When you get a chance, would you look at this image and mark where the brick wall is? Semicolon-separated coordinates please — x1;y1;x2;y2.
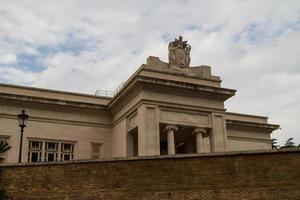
0;150;300;200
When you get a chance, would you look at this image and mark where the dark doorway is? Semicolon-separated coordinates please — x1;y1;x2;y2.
176;142;186;154
159;124;196;155
174;126;196;154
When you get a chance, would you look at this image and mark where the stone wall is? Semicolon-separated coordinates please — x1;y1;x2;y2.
0;150;300;200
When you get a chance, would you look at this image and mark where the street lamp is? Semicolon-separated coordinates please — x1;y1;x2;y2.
18;110;29;163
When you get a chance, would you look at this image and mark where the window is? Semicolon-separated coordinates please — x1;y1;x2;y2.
27;139;75;162
91;143;102;159
45;142;58;162
28;141;42;162
61;143;74;161
30;141;42;150
62;143;73;152
46;142;58;151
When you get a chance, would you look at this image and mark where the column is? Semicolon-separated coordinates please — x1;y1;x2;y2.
164;125;178;155
193;127;207;153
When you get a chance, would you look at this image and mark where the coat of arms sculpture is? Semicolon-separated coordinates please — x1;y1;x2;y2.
168;36;191;68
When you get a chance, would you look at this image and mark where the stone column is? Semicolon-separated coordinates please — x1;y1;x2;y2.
164;125;178;155
193;127;207;153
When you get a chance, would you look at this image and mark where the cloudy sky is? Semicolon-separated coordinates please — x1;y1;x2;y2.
1;0;300;145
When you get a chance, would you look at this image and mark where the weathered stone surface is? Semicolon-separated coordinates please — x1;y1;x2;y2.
1;150;300;200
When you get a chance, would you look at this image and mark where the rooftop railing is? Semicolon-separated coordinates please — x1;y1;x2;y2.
95;82;124;98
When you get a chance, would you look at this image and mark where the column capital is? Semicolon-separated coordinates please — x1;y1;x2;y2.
164;124;178;132
193;127;207;135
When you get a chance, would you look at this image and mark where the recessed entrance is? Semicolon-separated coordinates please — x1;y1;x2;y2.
160;124;196;155
174;126;196;154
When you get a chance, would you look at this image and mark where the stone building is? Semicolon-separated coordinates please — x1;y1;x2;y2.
0;37;279;163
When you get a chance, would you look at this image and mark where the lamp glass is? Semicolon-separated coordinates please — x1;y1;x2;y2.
18;110;29;127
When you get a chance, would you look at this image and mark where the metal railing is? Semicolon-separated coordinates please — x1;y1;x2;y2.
95;82;124;98
94;90;115;97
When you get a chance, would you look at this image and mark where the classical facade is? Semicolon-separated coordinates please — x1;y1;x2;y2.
0;37;279;164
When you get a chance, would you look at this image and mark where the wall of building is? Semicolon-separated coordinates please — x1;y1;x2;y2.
111;118;127;157
0;99;112;163
226;126;271;151
227;139;270;151
0;150;299;200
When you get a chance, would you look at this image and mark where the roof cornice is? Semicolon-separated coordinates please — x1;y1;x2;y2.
226;119;280;131
137;75;236;98
0;93;107;110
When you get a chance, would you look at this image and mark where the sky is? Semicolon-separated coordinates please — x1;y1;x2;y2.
0;0;300;146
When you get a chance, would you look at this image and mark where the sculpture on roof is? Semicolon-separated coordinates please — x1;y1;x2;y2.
168;35;191;68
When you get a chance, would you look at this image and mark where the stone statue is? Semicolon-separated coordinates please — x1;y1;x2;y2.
168;36;191;68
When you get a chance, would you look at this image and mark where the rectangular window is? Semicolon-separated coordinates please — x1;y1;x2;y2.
30;152;40;162
62;143;73;153
44;142;58;162
91;143;102;159
30;141;42;150
28;141;43;162
46;142;58;151
27;139;75;162
61;143;74;161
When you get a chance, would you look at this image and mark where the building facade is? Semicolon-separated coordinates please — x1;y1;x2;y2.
0;37;279;163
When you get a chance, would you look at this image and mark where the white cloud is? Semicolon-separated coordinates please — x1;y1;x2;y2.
0;0;300;145
0;66;37;84
0;53;17;64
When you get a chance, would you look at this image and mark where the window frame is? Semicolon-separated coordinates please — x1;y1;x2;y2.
91;142;103;159
28;140;43;162
27;138;76;163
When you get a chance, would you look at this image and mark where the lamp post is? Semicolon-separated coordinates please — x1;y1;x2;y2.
18;110;29;163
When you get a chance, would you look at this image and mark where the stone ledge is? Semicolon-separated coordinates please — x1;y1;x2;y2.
226;119;279;130
0;82;111;100
1;148;299;167
0;93;108;110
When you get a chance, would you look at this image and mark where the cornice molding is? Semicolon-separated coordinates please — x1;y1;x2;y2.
109;73;235;112
137;75;236;98
0;93;107;110
226;119;280;130
0;82;111;100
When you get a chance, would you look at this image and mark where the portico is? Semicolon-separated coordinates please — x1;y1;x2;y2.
162;125;210;155
124;104;216;157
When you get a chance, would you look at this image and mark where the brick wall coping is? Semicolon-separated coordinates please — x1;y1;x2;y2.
1;148;299;168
